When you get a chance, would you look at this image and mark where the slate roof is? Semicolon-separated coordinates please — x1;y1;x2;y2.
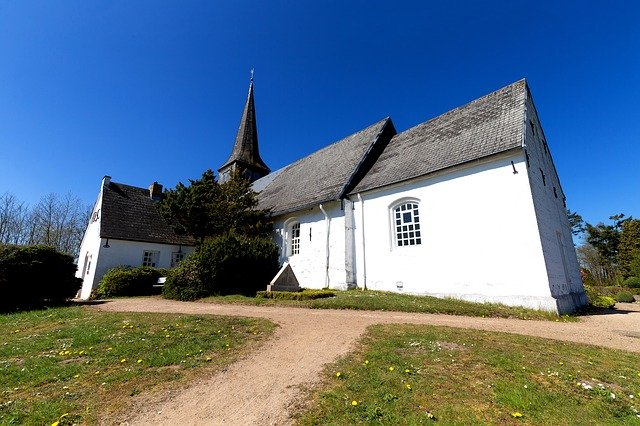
100;182;195;245
219;80;270;174
351;79;527;193
254;118;395;216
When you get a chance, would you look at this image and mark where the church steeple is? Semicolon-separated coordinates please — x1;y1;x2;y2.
218;73;270;183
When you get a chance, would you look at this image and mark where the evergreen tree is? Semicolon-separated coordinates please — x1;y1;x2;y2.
619;219;640;279
158;169;271;243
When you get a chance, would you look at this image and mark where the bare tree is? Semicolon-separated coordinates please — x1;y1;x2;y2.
0;193;29;245
577;243;617;286
0;192;90;257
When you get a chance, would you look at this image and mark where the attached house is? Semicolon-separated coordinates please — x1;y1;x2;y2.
76;179;195;299
77;76;587;313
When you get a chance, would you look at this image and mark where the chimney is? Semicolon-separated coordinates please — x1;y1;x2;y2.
149;182;163;200
102;175;111;187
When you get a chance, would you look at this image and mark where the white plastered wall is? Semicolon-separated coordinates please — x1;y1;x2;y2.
79;238;195;300
523;95;588;313
272;201;348;290
352;152;563;312
76;183;105;299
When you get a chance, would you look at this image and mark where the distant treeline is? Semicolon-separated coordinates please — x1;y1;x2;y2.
0;192;90;257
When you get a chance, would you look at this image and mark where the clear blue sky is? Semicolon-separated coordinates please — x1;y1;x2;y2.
1;1;638;226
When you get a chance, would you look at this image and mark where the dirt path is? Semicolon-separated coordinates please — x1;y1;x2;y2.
96;299;640;425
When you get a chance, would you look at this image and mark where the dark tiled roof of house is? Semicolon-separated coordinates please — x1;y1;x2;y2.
254;118;395;216
351;80;527;193
100;182;195;245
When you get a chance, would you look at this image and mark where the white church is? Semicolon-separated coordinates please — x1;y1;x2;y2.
76;78;588;314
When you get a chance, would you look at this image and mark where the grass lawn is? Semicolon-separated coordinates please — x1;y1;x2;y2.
200;289;576;321
295;324;640;425
0;306;275;425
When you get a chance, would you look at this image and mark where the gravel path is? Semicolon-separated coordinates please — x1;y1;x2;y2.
96;298;640;425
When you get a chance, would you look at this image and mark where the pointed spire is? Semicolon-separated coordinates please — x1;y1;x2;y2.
218;72;270;182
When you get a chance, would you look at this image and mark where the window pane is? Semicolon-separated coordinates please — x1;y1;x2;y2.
394;202;423;247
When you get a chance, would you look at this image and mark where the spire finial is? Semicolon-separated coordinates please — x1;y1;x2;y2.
250;68;254;82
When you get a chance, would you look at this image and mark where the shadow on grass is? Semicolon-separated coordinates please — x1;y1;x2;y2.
0;298;107;314
574;303;639;317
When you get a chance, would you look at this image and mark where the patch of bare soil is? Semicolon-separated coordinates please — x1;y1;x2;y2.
95;299;640;425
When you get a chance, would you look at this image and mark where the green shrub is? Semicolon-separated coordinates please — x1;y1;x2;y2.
162;258;210;301
95;266;164;298
256;289;336;300
163;234;279;301
0;245;80;310
622;276;640;289
591;295;616;309
614;291;635;303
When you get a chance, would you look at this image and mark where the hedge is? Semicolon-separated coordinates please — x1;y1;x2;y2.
0;245;80;310
614;291;635;303
95;266;167;298
256;289;336;301
622;276;640;289
163;234;279;301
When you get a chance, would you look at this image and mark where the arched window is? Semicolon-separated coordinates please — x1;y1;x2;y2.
287;221;301;256
392;201;421;247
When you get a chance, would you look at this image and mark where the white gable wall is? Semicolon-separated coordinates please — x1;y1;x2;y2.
523;96;588;312
273;201;349;290
76;184;105;299
352;152;562;311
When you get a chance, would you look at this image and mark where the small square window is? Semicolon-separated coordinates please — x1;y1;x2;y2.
171;252;185;268
142;250;160;267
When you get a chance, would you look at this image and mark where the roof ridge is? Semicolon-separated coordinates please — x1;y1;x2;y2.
277;117;391;174
398;79;526;137
338;117;396;199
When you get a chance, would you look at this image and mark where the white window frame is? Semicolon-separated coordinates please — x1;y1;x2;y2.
283;218;301;257
289;222;301;255
171;251;185;268
142;250;160;267
390;199;422;248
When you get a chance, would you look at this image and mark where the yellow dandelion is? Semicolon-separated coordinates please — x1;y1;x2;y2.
94;370;100;375
351;400;358;406
404;369;411;373
137;359;142;363
558;362;564;365
205;357;212;362
511;412;523;418
364;360;369;365
51;422;59;426
107;347;113;351
406;384;412;390
120;358;126;363
336;372;342;378
73;374;80;378
388;367;394;372
165;335;170;338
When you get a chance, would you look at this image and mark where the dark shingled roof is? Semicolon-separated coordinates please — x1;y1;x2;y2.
351;80;527;193
100;182;195;245
219;80;270;175
255;118;395;216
